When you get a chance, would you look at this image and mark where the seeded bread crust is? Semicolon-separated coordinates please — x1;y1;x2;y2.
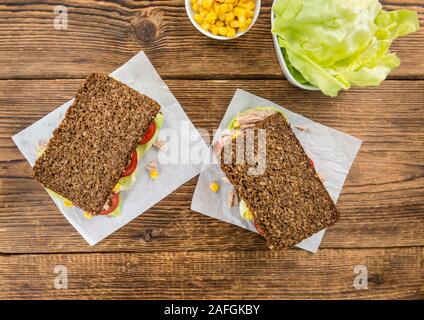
220;113;339;249
33;73;160;214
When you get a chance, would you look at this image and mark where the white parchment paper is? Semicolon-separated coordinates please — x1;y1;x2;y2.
191;89;362;253
12;51;207;246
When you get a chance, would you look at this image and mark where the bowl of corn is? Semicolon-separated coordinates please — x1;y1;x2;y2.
185;0;261;40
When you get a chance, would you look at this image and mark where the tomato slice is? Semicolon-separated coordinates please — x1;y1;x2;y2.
140;121;156;145
121;151;137;177
99;193;120;215
309;158;314;168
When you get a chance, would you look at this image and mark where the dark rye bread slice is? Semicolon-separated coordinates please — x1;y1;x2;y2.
220;113;339;249
33;73;160;214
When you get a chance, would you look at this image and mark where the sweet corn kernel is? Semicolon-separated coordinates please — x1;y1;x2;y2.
191;0;256;38
205;11;217;23
211;25;219;35
233;120;240;128
233;7;245;17
230;20;239;28
238;14;247;28
225;11;235;22
215;20;224;27
201;22;211;31
218;26;228;36
194;13;203;24
243;209;254;221
64;199;73;207
227;27;236;37
83;212;94;220
202;0;213;10
112;184;120;193
200;10;208;18
220;3;229;14
149;169;159;180
209;182;220;193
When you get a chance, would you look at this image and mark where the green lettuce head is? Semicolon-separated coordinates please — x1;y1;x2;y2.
272;0;419;96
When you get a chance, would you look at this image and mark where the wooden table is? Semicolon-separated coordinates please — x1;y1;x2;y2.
0;0;423;300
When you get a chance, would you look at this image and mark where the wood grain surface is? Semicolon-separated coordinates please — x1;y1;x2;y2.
0;0;423;79
0;0;423;299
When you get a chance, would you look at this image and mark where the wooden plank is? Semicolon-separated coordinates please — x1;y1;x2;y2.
0;0;422;80
0;247;422;299
0;79;423;253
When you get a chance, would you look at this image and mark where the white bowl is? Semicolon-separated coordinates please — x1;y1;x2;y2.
270;3;319;91
185;0;261;40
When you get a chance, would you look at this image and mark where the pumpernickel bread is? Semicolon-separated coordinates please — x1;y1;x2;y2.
220;112;339;249
33;73;160;214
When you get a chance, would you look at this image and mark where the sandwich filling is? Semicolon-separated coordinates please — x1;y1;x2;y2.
37;112;164;218
219;107;338;248
226;107;285;231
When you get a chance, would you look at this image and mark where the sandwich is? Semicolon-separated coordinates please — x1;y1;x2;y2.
218;107;339;249
33;73;164;218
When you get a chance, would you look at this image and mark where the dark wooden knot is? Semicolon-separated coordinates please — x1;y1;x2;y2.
133;17;158;44
141;228;160;242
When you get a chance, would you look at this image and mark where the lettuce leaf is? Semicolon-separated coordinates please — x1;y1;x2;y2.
272;0;419;96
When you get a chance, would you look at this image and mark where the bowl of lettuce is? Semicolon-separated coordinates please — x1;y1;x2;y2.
271;0;419;97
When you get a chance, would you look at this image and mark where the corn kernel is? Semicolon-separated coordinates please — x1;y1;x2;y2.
238;14;247;28
194;13;203;24
83;212;94;220
202;0;213;10
209;182;220;193
247;1;255;10
233;7;245;17
211;25;219;35
205;11;217;23
230;20;239;28
64;199;73;207
201;22;211;31
215;20;224;27
218;26;228;36
149;169;159;180
225;11;235;22
227;27;236;37
220;3;229;14
243;209;254;221
191;0;256;38
113;184;120;193
233;120;240;128
200;10;208;18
